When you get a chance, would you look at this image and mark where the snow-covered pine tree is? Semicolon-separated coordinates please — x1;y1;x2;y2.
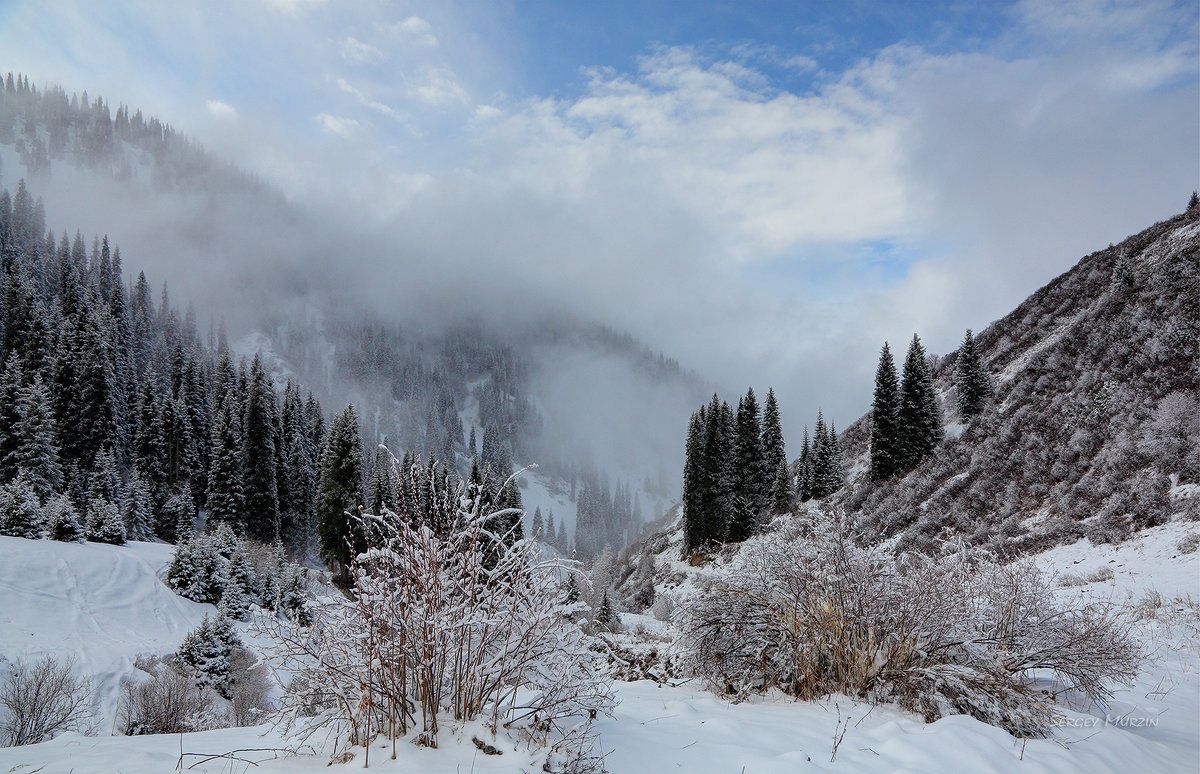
86;496;126;544
681;405;706;555
44;494;84;542
772;457;792;513
206;395;245;534
823;422;844;496
955;328;993;420
797;425;812;501
728;387;766;542
315;404;364;582
870;342;902;482
121;468;155;541
241;354;279;544
760;387;785;490
167;533;225;603
531;506;544;539
898;334;942;470
9;375;63;500
222;543;257;620
0;358;27;481
177;611;240;695
596;591;615;630
0;472;42;538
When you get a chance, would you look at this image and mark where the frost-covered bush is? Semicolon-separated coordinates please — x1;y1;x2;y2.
0;655;94;746
261;460;614;769
681;512;1140;737
117;658;218;735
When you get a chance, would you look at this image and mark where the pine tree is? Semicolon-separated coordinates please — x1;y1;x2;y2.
823;422;843;496
898;334;942;469
728;387;766;542
9;376;62;500
870;342;902;482
316;404;364;581
0;473;42;539
955;328;992;420
122;468;155;541
596;591;615;629
531;506;544;539
772;458;792;513
45;494;83;542
681;406;706;554
760;387;785;488
86;497;126;544
0;358;26;481
809;411;830;499
241;354;279;543
222;543;256;621
206;395;245;533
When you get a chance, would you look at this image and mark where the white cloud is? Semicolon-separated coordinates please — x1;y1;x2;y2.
341;36;385;64
315;112;359;139
205;99;238;120
377;16;438;47
410;66;467;105
259;0;329;16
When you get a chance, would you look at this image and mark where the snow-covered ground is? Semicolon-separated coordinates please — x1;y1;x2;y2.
1;520;1197;772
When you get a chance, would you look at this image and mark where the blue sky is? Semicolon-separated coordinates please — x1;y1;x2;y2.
0;0;1196;430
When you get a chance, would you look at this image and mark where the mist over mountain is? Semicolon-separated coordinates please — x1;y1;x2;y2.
0;74;712;544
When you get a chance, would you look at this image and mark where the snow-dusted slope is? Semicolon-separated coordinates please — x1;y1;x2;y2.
0;536;212;732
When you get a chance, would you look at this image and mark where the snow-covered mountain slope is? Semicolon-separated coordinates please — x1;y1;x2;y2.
0;536;213;732
836;209;1200;554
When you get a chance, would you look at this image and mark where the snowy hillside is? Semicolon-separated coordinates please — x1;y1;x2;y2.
0;537;213;732
836;210;1200;554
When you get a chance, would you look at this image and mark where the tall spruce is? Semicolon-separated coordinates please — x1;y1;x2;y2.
241;354;279;543
728;388;765;542
760;388;785;487
898;334;942;470
206;395;245;534
955;328;992;419
869;342;902;482
316;404;364;581
681;407;706;554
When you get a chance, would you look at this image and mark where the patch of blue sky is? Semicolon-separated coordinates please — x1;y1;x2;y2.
743;237;932;302
496;0;1014;99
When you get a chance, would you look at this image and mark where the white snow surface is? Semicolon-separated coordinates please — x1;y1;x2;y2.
1;521;1198;772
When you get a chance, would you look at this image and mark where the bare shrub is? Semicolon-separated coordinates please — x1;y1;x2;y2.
260;458;615;766
117;658;217;735
227;647;273;727
0;655;95;747
680;511;1140;737
1176;533;1200;554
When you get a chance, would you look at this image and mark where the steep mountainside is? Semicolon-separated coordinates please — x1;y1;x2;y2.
837;208;1200;554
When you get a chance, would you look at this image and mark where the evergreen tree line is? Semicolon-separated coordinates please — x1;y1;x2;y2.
573;471;641;558
793;409;845;502
681;387;789;555
529;505;573;554
0;178;326;551
869;331;991;482
314;406;533;582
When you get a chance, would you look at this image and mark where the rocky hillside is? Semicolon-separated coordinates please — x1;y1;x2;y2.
837;206;1199;555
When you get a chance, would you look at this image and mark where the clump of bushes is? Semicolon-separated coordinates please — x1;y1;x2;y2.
681;511;1140;737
